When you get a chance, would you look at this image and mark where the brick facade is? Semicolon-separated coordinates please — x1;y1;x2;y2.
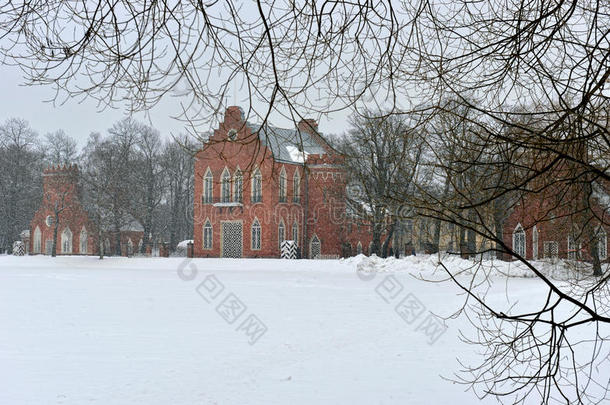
193;106;380;258
30;165;143;256
503;185;610;262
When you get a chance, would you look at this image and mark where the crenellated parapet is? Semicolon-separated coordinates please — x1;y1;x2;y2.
306;153;344;166
43;164;79;175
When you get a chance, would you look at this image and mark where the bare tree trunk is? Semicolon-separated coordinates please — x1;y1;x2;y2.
381;221;396;258
114;221;121;256
582;178;603;276
433;218;441;253
587;229;602;277
393;220;401;258
371;222;383;256
493;202;505;261
97;215;104;260
459;223;466;259
51;218;58;257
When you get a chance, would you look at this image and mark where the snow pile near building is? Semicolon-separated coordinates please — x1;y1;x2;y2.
342;253;600;281
173;239;194;256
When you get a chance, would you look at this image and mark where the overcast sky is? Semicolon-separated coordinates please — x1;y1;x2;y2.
0;64;350;146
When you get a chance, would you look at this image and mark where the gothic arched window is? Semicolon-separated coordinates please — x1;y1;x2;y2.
203;168;213;204
251;218;261;250
292;220;298;246
279;167;287;202
203;219;213;249
61;227;73;254
512;224;525;257
293;170;301;203
233;169;243;203
278;219;285;250
252;168;262;203
221;167;231;203
79;226;88;254
33;226;42;254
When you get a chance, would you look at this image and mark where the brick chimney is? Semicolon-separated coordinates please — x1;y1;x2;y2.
225;106;245;123
298;118;318;134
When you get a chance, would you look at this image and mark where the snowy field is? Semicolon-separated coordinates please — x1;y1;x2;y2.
0;254;604;404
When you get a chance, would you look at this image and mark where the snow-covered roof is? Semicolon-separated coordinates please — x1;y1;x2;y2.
101;216;144;233
120;219;144;232
176;240;194;249
248;123;327;164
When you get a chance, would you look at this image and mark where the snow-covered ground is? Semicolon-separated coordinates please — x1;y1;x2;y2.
0;254;605;404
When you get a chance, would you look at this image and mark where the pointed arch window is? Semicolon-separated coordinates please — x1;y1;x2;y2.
252;168;262;203
567;235;581;260
127;238;134;255
203;219;213;249
203;168;213;204
233;169;243;203
512;224;525;257
532;225;538;260
33;226;42;254
597;227;607;261
79;226;88;254
221;168;231;203
293;170;301;203
279;167;287;202
61;227;73;254
292;220;299;246
278;219;285;250
357;241;363;255
104;238;111;255
251;219;262;250
310;234;321;259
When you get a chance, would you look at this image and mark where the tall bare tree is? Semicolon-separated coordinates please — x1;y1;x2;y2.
0;118;42;252
338;113;423;257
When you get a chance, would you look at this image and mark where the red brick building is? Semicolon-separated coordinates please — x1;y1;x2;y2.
503;182;609;262
193;106;378;258
30;164;143;256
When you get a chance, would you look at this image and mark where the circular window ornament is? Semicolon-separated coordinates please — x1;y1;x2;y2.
45;215;54;227
227;129;238;141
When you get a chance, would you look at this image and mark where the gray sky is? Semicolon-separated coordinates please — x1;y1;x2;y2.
0;64;350;146
0;64;189;144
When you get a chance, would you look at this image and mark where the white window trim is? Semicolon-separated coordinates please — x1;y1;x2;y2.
33;226;42;254
251;168;262;203
80;226;88;254
512;224;526;257
233;167;243;203
61;227;73;254
203;167;213;204
532;225;538;260
292;220;299;246
279;166;287;202
293;170;301;202
220;167;231;203
251;218;262;250
278;219;286;250
598;227;607;261
203;219;213;250
567;235;581;261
